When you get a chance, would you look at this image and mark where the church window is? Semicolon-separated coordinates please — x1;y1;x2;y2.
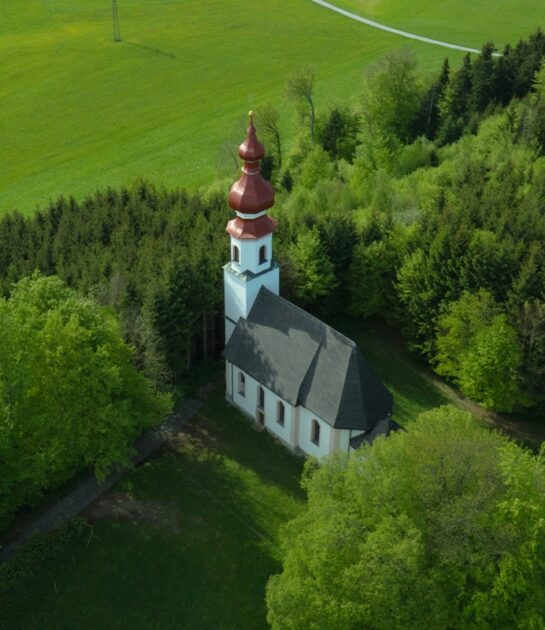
277;401;285;426
259;245;267;264
258;386;265;410
232;245;240;263
238;371;246;397
311;419;320;446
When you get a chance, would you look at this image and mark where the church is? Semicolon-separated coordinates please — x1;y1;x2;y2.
223;114;394;458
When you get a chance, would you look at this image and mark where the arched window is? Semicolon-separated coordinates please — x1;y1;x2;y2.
232;245;240;263
277;401;285;426
259;245;267;264
257;386;265;426
311;419;320;446
238;371;245;396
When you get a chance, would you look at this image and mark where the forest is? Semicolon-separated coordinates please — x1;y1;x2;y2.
1;29;545;530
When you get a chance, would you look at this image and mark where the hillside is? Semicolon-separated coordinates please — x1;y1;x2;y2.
0;0;517;215
334;0;545;49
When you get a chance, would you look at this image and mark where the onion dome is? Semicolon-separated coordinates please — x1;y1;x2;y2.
226;214;277;240
228;112;275;215
239;114;265;162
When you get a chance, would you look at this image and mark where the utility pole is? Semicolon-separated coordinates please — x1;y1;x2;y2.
112;0;121;42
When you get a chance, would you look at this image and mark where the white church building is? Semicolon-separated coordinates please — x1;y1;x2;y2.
223;114;394;458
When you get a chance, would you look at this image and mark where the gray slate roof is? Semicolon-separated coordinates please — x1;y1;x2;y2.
223;288;393;431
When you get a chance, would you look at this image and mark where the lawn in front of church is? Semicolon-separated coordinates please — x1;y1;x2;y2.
0;316;472;629
0;391;305;629
2;314;540;628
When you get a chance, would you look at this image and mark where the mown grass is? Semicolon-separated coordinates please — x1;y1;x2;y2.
0;391;305;629
334;0;545;50
0;317;452;628
2;315;541;627
0;0;466;216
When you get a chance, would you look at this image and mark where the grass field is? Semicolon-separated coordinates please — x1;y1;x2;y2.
0;319;455;629
2;315;542;628
3;0;543;215
3;0;528;216
3;1;544;215
334;0;545;50
0;392;305;629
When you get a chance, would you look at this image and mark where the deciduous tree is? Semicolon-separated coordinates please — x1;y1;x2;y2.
267;407;545;629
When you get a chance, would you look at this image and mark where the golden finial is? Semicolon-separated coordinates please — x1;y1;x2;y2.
248;110;255;120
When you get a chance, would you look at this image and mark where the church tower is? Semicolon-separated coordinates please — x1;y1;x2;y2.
224;112;280;343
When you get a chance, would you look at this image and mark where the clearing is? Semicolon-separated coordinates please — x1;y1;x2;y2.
1;391;305;629
2;316;543;628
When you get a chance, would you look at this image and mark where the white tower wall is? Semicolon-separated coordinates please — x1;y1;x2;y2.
229;233;273;276
224;261;279;343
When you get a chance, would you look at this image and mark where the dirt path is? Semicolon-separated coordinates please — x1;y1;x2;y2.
433;378;545;448
0;398;202;563
311;0;501;55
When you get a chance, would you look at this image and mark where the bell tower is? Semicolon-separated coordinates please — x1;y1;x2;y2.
224;112;280;343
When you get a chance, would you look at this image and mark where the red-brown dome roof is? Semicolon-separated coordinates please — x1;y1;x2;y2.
239;113;265;161
228;169;274;214
228;112;275;215
226;214;277;240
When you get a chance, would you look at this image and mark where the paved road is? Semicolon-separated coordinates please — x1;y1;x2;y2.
0;398;203;563
311;0;501;55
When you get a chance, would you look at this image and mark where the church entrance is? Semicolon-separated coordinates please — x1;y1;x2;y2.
256;409;265;427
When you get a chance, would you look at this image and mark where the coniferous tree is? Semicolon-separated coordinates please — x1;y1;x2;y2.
470;42;497;114
414;58;450;139
437;54;473;144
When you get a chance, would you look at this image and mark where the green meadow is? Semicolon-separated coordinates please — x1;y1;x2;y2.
4;0;545;213
2;0;544;215
0;0;463;216
1;392;305;629
334;0;545;50
1;321;540;628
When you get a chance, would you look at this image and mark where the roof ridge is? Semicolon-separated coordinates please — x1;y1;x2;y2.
257;287;357;348
296;343;321;408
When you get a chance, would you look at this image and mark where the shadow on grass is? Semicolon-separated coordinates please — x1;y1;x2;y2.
190;390;306;498
0;392;305;630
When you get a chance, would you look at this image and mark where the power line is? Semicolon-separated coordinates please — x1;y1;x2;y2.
112;0;121;43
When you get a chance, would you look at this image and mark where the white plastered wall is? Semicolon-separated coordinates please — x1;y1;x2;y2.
298;407;333;459
227;362;296;450
230;234;273;275
223;264;280;342
227;363;357;458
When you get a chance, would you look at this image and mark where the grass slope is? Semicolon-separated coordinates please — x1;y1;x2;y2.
1;392;305;629
1;0;465;215
334;316;454;426
2;317;542;627
0;319;457;628
336;317;545;446
333;0;545;50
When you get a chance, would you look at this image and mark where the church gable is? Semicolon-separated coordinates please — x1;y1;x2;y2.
224;287;393;431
